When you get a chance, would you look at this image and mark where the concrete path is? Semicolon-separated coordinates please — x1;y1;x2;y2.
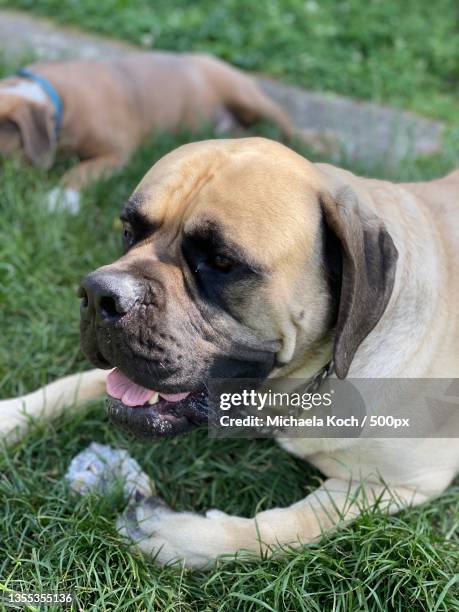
0;9;444;165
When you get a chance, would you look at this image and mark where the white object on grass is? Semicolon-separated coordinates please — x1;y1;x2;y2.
65;442;155;501
46;187;81;214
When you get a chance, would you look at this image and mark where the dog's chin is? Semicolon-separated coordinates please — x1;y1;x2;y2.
106;391;209;439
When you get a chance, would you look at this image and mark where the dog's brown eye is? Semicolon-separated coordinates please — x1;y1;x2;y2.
211;254;236;273
122;224;134;248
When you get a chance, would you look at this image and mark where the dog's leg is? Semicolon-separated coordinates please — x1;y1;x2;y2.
225;85;339;156
118;478;430;568
46;154;129;213
0;369;109;445
190;54;339;155
61;154;129;191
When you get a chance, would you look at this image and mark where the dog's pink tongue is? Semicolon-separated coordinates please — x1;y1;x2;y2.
106;368;155;407
106;368;191;407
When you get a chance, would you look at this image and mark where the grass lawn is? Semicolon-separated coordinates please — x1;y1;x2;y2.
0;1;458;610
1;0;458;123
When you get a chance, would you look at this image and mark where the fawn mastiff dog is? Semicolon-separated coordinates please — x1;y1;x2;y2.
1;138;458;567
0;53;329;212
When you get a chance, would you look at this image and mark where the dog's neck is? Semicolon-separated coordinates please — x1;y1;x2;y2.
0;78;49;106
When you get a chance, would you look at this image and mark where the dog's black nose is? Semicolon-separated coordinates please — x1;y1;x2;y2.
79;269;142;323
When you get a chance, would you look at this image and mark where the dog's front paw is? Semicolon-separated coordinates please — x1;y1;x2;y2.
46;187;81;214
117;497;257;568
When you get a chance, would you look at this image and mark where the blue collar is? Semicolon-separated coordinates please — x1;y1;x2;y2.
17;68;63;137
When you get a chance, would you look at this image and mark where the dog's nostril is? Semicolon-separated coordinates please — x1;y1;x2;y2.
80;271;141;323
100;295;123;320
77;287;89;308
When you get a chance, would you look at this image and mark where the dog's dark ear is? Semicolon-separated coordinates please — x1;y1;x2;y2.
321;187;398;378
9;102;56;168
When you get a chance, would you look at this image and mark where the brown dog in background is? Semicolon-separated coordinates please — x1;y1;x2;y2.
0;52;329;212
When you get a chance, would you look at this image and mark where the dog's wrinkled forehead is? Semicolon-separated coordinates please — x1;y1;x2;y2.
130;138;323;265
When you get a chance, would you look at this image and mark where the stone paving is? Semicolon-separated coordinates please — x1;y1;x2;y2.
0;9;444;165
